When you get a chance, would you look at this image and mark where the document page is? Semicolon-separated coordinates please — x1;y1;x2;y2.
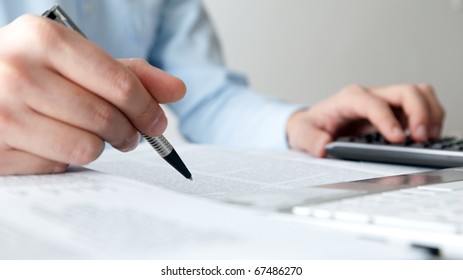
0;167;424;259
88;143;429;209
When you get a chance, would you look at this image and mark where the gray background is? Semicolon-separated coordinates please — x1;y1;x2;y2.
201;0;463;136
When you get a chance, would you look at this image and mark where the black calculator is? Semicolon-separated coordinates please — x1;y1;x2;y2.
325;132;463;168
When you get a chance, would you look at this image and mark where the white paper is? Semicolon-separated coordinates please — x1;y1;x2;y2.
88;143;429;207
0;167;426;259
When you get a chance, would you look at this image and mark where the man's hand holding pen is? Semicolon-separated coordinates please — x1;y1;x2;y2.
0;14;186;175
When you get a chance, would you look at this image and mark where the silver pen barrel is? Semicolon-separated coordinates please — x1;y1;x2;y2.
141;134;192;180
141;134;173;157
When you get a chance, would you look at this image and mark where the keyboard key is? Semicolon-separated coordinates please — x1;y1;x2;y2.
312;208;332;219
373;215;457;233
417;181;463;192
292;206;313;216
399;188;436;196
333;211;370;223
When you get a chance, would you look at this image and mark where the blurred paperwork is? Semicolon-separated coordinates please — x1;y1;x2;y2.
0;143;428;259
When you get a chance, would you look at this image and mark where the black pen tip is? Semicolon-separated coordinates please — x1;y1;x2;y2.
163;149;192;180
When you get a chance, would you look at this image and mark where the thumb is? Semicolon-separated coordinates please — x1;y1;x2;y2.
301;127;333;157
287;111;333;157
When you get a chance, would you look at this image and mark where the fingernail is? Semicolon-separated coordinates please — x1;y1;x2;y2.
315;135;331;157
415;125;428;139
149;111;166;135
431;125;441;139
121;133;140;152
316;140;326;157
128;133;140;151
392;127;405;138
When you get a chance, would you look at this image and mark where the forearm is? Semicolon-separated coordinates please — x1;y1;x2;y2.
174;83;304;149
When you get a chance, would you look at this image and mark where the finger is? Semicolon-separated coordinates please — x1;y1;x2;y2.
416;83;445;138
24;69;139;152
4;109;105;165
372;84;431;141
287;111;333;157
119;59;186;104
18;15;168;136
0;149;68;175
337;85;406;142
306;128;333;157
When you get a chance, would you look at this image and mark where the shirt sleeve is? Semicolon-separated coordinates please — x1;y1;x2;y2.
148;0;305;149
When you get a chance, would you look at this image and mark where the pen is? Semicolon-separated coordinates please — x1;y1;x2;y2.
43;4;192;180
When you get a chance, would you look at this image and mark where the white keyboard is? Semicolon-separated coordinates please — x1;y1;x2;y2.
292;181;463;234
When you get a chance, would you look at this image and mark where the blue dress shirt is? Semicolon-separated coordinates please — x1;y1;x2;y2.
0;0;302;149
